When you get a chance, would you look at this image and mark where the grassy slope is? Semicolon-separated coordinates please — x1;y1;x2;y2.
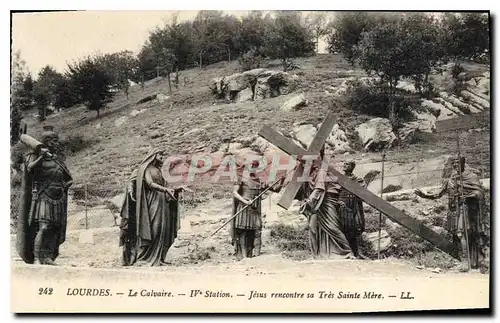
22;54;490;195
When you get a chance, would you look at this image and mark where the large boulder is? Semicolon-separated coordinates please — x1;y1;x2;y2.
280;94;308;111
355;118;396;151
291;124;317;148
325;123;352;154
413;111;437;133
236;88;254;103
363;230;392;252
211;68;292;103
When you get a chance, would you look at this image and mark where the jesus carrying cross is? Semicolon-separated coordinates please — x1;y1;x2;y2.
296;146;357;259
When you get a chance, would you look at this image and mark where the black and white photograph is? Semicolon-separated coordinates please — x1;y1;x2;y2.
8;8;491;313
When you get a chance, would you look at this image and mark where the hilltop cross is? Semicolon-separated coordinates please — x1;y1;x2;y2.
258;112;459;259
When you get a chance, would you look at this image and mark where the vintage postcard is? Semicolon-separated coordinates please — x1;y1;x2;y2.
9;9;491;313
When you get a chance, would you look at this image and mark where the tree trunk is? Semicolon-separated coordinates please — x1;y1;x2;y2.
316;36;319;54
199;52;203;69
388;81;395;128
97;108;100;118
167;71;172;93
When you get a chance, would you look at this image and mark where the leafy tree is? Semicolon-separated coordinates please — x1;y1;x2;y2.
305;12;331;53
192;11;242;67
237;11;272;56
263;11;315;71
440;12;489;62
10;51;32;143
33;66;63;120
355;14;443;127
326;12;379;64
67;55;116;117
96;51;138;99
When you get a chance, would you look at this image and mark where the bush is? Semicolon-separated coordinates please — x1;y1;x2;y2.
238;48;263;72
341;79;417;123
61;134;99;156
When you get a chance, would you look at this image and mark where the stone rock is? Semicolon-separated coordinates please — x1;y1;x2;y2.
280;94;308;111
228;142;243;155
130;109;148;117
156;94;169;103
382;184;403;194
421;99;456;121
114;116;128;128
236;88;254;103
363;230;391;252
292;124;317;148
398;122;420;143
413;111;437;133
251;137;273;154
325;123;352;154
355;118;396;151
476;77;490;95
95;123;101;129
397;80;416;93
212;69;291;102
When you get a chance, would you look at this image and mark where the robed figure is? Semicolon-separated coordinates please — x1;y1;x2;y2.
298;149;355;259
119;149;182;266
415;156;487;272
16;126;73;265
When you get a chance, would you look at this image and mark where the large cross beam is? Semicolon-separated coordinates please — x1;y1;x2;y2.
258;113;459;259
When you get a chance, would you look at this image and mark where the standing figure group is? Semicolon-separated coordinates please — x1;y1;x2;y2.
298;148;366;260
15;127;486;271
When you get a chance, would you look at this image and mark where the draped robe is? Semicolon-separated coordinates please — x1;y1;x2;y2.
119;152;180;266
302;167;352;257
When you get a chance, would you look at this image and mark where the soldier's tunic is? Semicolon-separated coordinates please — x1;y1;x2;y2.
232;177;263;258
26;153;71;262
442;168;485;269
338;175;366;255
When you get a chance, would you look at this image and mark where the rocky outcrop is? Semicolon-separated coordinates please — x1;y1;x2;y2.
210;68;295;103
356;118;396;152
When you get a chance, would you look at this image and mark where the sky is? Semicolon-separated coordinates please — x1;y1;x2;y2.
11;10;328;76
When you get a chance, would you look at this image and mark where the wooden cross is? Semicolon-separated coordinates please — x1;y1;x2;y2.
258;112;459;259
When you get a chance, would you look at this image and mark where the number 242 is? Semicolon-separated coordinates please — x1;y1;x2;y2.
38;287;53;295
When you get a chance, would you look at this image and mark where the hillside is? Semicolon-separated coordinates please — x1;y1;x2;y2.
12;53;491;272
21;54;490;191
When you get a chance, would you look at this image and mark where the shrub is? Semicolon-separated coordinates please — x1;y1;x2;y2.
61;134;99;156
341;79;417;124
238;48;263;72
269;223;309;252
